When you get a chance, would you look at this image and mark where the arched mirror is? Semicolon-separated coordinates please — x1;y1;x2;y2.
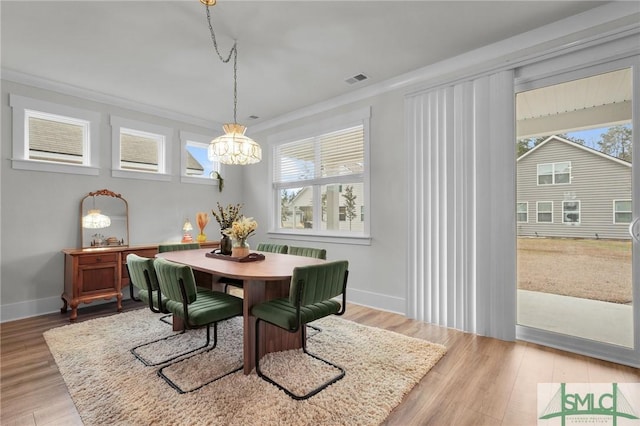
80;189;129;248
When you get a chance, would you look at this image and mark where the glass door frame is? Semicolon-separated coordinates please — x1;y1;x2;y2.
514;55;639;368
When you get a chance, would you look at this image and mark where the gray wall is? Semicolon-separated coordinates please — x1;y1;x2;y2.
1;80;245;321
1;79;409;321
517;139;632;239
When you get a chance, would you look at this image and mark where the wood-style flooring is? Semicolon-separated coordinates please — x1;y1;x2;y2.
1;300;638;425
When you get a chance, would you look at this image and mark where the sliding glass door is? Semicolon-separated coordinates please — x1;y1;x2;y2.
515;59;639;367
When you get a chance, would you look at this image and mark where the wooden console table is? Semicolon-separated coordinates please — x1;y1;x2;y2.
61;241;219;321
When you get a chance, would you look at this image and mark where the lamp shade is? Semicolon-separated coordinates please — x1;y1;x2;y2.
208;123;262;165
82;209;111;229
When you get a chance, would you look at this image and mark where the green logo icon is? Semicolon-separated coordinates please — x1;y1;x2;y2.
539;383;639;426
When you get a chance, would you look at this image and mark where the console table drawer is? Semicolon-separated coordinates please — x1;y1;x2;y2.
78;253;118;265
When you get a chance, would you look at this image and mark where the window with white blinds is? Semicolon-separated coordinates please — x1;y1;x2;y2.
271;108;370;240
10;94;101;175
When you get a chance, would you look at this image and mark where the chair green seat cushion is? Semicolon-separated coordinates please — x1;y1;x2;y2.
165;289;242;327
251;298;341;331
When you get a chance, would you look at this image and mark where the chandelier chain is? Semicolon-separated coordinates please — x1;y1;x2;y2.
205;5;238;124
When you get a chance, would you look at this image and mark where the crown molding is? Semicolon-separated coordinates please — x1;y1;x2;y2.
1;68;222;131
251;2;640;134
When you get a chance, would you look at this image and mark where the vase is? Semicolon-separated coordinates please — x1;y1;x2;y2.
197;233;207;243
231;238;250;258
220;233;232;255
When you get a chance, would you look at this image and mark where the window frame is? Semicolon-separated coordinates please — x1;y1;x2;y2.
537;161;571;186
536;201;553;223
179;131;223;185
562;200;581;224
268;107;371;245
110;116;172;181
9;94;101;175
613;199;632;224
517;202;528;223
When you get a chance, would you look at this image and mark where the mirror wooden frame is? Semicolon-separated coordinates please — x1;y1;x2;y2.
80;189;130;248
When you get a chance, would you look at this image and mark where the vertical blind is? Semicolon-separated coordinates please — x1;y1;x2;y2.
405;70;517;340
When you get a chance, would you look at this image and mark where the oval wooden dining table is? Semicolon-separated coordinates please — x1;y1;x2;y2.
156;248;326;374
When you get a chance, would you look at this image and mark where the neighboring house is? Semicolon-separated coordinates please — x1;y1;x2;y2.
516;135;632;239
282;184;365;232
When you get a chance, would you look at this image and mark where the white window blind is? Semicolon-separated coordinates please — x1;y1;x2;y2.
275;126;364;184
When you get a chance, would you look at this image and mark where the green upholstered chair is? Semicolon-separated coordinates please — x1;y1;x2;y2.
158;242;200;253
126;254;165;314
287;246;327;259
154;257;244;393
251;260;349;400
256;243;288;254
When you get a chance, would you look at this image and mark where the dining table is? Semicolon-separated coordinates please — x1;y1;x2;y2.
155;248;327;374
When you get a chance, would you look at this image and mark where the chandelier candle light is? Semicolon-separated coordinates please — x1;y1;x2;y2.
201;0;262;165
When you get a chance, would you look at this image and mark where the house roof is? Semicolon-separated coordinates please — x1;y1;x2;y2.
516;135;632;168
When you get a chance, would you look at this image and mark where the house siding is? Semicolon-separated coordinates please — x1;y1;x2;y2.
517;137;632;239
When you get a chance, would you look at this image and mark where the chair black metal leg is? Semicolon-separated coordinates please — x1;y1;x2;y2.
254;318;345;400
129;284;141;302
157;322;242;394
130;322;213;367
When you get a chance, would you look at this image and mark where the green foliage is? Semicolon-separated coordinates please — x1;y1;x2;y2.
341;185;357;231
598;125;632;162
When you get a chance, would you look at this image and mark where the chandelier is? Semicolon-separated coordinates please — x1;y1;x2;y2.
82;196;111;229
200;0;262;165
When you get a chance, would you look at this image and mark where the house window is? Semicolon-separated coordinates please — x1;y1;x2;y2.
179;131;222;185
537;162;571;185
562;200;581;224
537;201;553;223
517;202;528;223
111;116;172;181
270;107;370;243
613;200;632;224
9;94;101;175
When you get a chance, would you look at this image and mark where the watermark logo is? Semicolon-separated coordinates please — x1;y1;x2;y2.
538;383;640;426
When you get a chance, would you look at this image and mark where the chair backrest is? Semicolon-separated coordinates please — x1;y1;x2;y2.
154;257;198;305
126;254;159;291
256;243;288;254
157;242;201;253
288;246;326;259
289;260;348;306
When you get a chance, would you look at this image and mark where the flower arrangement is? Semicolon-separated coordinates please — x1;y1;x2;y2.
196;212;209;242
211;202;243;231
223;216;258;242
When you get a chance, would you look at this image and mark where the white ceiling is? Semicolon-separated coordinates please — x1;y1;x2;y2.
1;1;610;129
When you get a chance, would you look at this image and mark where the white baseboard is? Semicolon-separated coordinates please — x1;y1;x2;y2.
346;288;406;315
1;293;134;323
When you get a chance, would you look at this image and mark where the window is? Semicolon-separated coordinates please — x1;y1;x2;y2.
537;201;553;223
537;162;571;185
517;202;528;223
562;200;581;224
111;116;172;181
614;200;632;224
9;94;101;175
179;131;222;185
270;107;370;243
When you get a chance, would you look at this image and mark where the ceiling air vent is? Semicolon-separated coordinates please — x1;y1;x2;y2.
345;73;368;85
248;115;259;120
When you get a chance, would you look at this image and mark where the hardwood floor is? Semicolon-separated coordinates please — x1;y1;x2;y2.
1;301;638;425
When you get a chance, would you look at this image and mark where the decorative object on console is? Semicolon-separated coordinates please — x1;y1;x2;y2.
200;0;262;165
196;212;210;243
212;202;242;255
80;189;129;248
182;219;194;243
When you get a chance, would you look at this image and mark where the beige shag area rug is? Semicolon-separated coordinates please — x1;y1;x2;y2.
44;309;446;425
